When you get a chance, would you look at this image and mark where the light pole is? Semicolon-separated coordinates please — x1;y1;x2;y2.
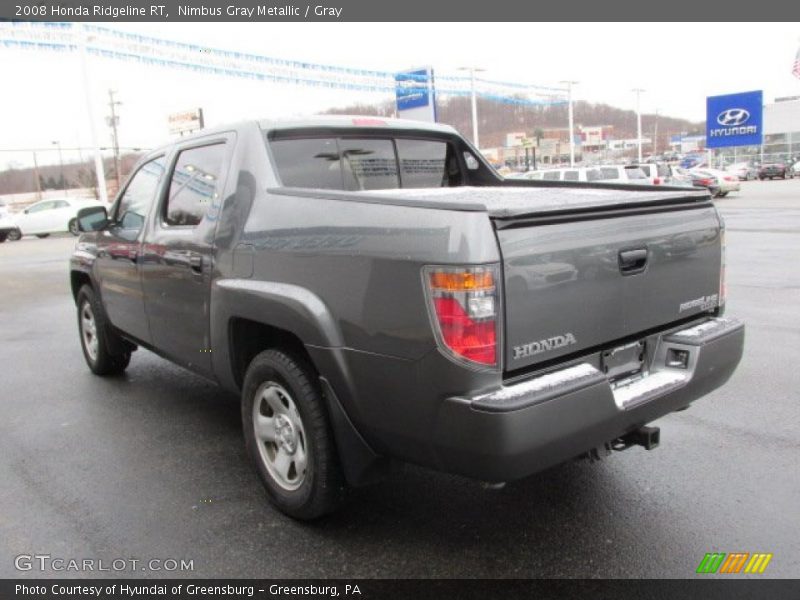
458;67;485;148
51;140;66;194
560;81;578;166
632;88;645;163
107;89;122;190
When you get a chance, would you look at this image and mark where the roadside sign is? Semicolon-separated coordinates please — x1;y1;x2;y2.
395;67;436;122
168;108;205;135
706;91;763;148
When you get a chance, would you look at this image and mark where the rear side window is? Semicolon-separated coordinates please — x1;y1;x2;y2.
396;139;448;188
624;166;647;180
563;170;579;181
585;168;602;182
165;143;226;227
340;138;399;191
599;167;619;180
543;171;561;181
657;164;670;177
270;138;342;189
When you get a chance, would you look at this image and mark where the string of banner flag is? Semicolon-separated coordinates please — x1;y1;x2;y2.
0;21;569;106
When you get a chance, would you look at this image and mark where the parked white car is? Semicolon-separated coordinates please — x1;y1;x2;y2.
0;199;17;242
726;162;758;181
515;164;649;184
6;197;105;240
690;169;741;197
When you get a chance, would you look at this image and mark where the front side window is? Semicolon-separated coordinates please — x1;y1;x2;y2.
27;201;54;213
165;144;225;227
543;171;561;181
563;170;579;181
116;156;166;234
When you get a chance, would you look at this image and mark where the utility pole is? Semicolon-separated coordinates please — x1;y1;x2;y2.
458;66;485;148
560;81;579;166
51;140;66;194
107;89;122;190
33;151;42;201
632;88;645;163
653;109;659;156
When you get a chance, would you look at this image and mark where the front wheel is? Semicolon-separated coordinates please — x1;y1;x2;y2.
242;349;347;519
69;219;79;235
76;285;131;375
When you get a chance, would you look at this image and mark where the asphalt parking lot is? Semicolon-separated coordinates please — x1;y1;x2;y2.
1;179;798;579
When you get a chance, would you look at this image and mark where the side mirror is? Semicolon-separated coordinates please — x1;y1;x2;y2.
77;206;109;232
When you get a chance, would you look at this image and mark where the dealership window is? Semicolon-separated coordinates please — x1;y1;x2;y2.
165;144;225;227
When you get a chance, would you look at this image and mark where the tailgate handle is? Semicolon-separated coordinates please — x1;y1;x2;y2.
618;248;648;275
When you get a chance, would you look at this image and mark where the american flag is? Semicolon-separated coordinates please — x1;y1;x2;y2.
794;45;800;79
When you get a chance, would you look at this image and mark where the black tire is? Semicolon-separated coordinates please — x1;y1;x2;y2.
0;232;6;243
717;191;728;198
242;349;347;519
68;218;79;236
7;228;21;241
36;233;50;239
76;285;131;376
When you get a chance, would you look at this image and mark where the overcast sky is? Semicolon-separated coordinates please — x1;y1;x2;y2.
2;22;799;168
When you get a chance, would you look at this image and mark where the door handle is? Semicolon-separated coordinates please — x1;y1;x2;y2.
189;253;204;274
618;248;648;275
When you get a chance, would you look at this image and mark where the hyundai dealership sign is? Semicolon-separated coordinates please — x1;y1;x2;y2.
706;90;763;148
395;67;437;122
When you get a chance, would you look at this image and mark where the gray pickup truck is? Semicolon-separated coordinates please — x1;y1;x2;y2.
70;116;744;519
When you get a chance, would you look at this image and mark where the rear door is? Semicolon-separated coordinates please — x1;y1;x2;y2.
498;204;722;372
140;137;231;376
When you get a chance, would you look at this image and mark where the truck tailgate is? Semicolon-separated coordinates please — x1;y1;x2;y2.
498;204;722;372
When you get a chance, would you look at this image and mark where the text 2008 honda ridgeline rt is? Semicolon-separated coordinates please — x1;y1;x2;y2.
70;117;744;518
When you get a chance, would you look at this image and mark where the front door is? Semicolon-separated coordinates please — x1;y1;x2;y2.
95;156;167;344
140;140;229;376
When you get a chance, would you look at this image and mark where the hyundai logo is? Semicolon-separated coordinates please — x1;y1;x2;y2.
717;108;750;127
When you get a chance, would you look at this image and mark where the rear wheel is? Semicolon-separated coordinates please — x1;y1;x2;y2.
76;285;131;375
717;191;729;198
68;219;79;235
242;349;347;519
7;228;21;241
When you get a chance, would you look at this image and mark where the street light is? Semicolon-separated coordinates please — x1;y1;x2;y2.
560;81;579;167
632;88;645;163
458;67;486;148
51;140;66;195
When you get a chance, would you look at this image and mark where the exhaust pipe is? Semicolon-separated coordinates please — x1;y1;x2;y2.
612;425;660;451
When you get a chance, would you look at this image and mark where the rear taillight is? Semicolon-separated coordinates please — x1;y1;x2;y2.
424;265;500;368
653;177;662;185
724;176;736;182
699;178;713;186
